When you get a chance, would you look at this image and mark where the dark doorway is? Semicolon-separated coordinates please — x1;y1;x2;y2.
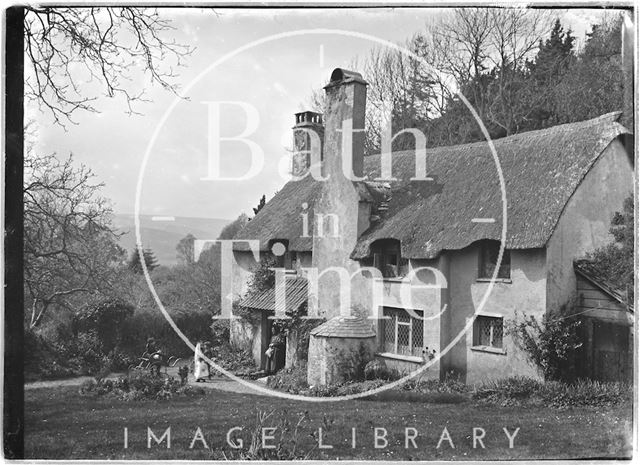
592;321;630;382
265;321;286;374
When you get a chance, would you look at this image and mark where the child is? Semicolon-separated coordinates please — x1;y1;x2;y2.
193;342;210;382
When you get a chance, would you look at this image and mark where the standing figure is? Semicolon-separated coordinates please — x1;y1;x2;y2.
203;341;214;379
265;326;285;374
194;342;210;382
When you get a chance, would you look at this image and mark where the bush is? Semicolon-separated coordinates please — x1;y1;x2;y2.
214;343;256;376
364;359;401;381
25;329;79;381
267;364;308;392
509;305;583;381
119;308;213;358
79;371;205;401
68;331;105;375
73;298;134;354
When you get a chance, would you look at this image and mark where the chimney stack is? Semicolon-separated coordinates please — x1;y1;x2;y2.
323;68;368;180
311;69;369;320
292;111;324;178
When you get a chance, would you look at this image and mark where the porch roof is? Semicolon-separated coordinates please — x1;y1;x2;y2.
574;260;634;312
238;276;308;312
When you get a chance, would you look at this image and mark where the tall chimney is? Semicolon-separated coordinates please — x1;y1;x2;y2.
292;111;324;178
322;68;367;180
310;68;370;320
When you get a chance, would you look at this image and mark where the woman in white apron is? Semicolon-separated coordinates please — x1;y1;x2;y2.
194;342;210;382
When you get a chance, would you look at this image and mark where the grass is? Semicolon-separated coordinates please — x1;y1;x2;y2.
25;384;632;460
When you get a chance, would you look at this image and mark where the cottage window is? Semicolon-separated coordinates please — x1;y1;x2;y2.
479;240;510;279
381;307;424;357
370;239;408;278
270;240;294;270
473;316;503;349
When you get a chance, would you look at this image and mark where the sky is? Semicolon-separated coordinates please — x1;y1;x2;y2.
30;6;614;221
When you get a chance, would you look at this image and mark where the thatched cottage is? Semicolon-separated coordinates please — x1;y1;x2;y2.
230;68;633;385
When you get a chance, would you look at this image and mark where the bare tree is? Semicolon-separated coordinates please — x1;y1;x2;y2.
428;7;552;135
23;7;193;126
23;149;124;328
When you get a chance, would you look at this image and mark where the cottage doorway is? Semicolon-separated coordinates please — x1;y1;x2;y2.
265;321;286;374
592;321;629;382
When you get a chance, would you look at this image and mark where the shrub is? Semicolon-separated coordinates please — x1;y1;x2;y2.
210;319;230;346
214;343;256;376
25;329;79;381
79;371;205;401
364;359;385;380
73;298;134;354
68;331;106;375
267;364;308;392
508;305;583;381
119;308;212;358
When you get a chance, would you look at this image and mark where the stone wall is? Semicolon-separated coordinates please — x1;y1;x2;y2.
307;335;376;386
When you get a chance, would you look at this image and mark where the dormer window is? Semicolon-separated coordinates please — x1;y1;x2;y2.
478;240;510;280
369;239;408;278
269;240;294;270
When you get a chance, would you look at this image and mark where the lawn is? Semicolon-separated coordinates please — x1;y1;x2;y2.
25;385;632;460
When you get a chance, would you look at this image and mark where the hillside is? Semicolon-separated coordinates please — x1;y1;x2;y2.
113;214;230;266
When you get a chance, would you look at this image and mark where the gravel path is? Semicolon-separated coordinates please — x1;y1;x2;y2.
25;366;270;396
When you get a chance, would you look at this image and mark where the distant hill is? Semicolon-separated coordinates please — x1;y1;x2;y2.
113;214;231;266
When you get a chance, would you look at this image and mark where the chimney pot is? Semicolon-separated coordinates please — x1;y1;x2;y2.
292;111;324;177
325;68;368;89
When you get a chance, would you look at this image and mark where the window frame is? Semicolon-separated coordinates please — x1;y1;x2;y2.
472;315;505;353
370;239;408;278
380;307;425;358
478;240;511;281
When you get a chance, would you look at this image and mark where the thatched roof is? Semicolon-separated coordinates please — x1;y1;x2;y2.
233;175;321;252
234;112;629;259
353;112;629;259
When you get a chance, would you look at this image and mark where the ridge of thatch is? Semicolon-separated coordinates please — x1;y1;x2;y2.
234;112;629;259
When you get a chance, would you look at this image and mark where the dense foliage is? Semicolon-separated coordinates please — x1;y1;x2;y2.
326;11;627;154
508;305;583;381
586;194;634;300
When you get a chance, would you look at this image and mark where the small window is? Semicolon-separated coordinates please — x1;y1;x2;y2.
479;240;510;279
473;316;503;349
381;308;424;357
371;239;408;278
270;240;294;270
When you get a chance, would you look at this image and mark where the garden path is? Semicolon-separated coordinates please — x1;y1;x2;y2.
25;367;269;396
